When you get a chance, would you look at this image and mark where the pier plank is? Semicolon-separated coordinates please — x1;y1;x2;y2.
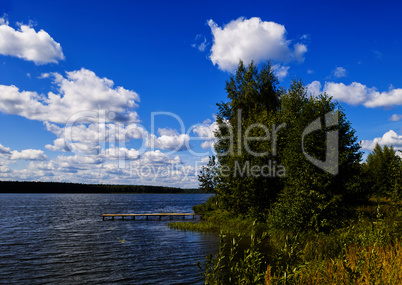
102;213;198;221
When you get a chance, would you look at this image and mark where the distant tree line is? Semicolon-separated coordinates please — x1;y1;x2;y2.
0;181;201;194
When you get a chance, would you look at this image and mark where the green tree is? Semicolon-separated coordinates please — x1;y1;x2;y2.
270;81;363;232
365;144;402;197
209;60;363;231
198;156;218;193
213;61;283;217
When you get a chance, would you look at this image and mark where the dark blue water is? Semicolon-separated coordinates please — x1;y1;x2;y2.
0;194;218;284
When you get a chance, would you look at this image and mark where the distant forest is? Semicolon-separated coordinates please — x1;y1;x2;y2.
0;181;201;194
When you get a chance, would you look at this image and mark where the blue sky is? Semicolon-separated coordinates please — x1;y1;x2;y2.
0;0;401;187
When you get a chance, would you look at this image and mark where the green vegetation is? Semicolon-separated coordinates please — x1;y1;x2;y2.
364;144;402;198
200;60;364;230
171;61;402;284
171;197;402;284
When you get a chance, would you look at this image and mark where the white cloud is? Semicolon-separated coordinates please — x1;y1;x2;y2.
0;143;11;155
146;132;190;151
201;156;210;164
104;147;140;160
208;17;307;72
201;140;215;149
10;149;47;161
0;18;64;64
44;121;147;155
141;150;181;165
360;130;402;151
0;165;10;173
390;114;402;122
158;128;179;136
0;68;140;124
272;64;290;81
306;80;322;96
1;147;201;187
0;143;47;161
31;154;103;174
321;82;369;105
307;81;402;108
193;120;218;149
333;67;347;78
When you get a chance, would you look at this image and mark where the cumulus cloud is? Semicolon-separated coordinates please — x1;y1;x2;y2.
0;18;64;64
30;154;103;175
140;150;181;165
307;81;402;108
0;143;11;155
103;147;140;160
0;165;10;173
208;17;307;72
0;143;47;161
332;67;347;78
272;64;290;81
145;132;190;152
193;119;218;149
10;149;47;160
389;114;402;122
0;68;140;124
44;121;147;155
360;130;402;151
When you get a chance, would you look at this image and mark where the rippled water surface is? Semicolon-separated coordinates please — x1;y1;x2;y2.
0;193;218;284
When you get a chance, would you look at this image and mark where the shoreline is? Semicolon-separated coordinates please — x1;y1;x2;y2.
0;180;209;194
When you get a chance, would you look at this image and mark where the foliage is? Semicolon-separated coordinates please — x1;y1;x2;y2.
213;60;283;218
205;60;363;231
364;144;402;198
269;81;363;232
190;60;402;284
193;199;402;284
199;156;219;193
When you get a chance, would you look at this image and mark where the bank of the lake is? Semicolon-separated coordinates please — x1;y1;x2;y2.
169;196;402;284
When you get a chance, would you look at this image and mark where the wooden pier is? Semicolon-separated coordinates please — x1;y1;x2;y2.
102;213;198;221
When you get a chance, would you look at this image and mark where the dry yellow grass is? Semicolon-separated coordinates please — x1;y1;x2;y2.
266;241;402;285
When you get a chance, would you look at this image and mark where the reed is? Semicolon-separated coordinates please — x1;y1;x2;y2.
266;241;402;284
194;198;402;284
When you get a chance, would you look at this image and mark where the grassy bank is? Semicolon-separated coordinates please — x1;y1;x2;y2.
168;210;263;234
169;196;402;284
168;195;268;235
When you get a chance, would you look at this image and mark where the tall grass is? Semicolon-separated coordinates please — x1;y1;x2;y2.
192;198;402;284
266;242;402;284
167;210;261;234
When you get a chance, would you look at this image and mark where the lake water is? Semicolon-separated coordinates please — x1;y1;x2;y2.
0;193;218;284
